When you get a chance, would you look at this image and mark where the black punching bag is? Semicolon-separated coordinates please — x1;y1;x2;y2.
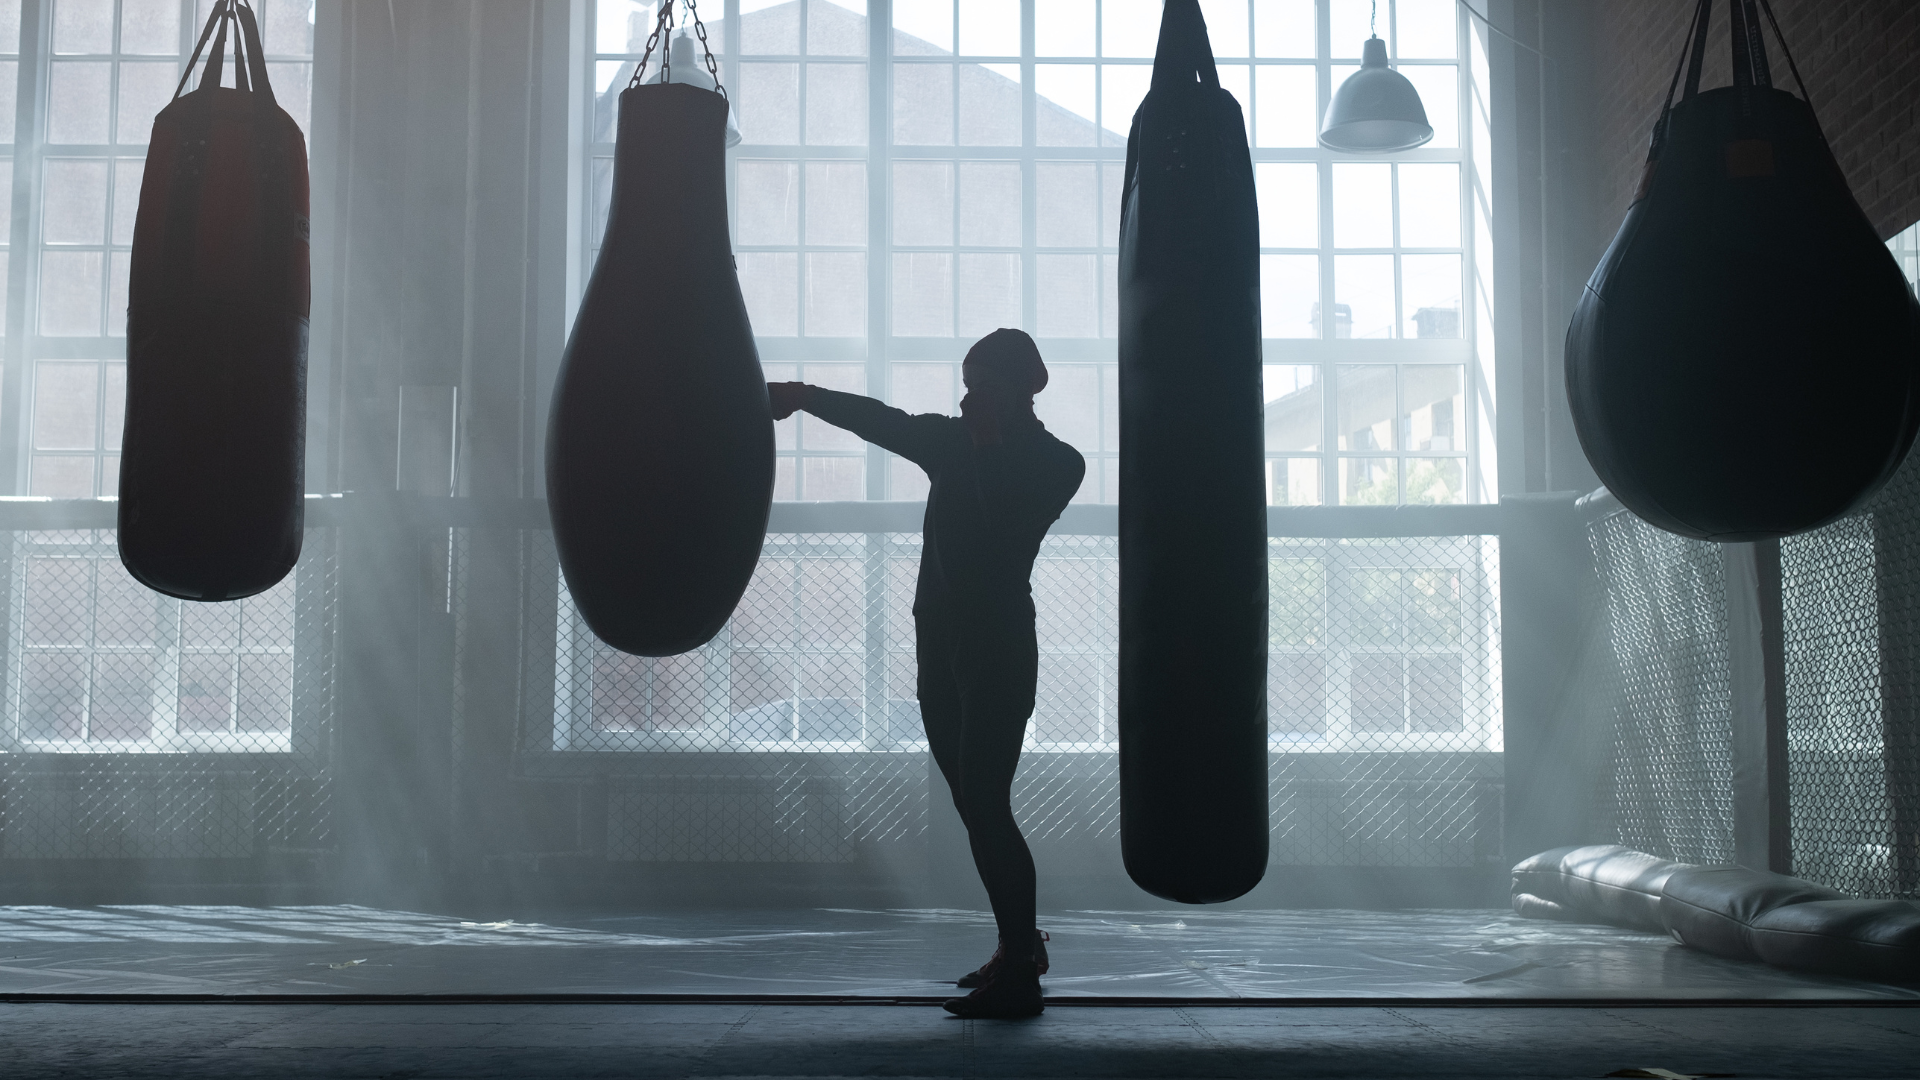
1118;0;1269;904
120;0;308;602
1566;0;1920;542
546;78;774;657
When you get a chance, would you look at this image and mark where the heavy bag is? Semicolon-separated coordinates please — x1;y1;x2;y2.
121;0;308;601
546;80;773;657
1118;0;1269;904
1566;0;1920;542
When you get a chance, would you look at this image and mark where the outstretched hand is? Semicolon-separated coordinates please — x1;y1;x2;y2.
768;381;810;421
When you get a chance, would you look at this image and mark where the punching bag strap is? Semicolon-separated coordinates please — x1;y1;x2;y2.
1150;0;1221;93
1754;0;1822;135
196;1;232;94
1650;0;1710;161
234;1;278;104
175;0;227;100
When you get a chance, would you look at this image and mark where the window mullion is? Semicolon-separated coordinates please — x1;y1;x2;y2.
866;0;889;498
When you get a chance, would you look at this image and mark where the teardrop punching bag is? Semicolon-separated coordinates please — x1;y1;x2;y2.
121;0;308;601
1566;0;1920;542
1118;0;1269;904
546;71;774;656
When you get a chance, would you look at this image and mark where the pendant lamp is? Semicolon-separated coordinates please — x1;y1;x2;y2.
1319;4;1432;154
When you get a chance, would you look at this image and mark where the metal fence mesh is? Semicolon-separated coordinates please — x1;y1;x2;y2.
547;530;1502;868
0;529;339;860
1587;510;1737;866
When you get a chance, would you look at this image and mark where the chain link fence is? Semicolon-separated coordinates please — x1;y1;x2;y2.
0;529;339;860
543;529;1503;868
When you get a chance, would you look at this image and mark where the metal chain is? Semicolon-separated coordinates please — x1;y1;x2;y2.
628;0;675;89
625;0;727;99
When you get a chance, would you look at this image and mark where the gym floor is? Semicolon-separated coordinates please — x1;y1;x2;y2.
5;905;1915;1077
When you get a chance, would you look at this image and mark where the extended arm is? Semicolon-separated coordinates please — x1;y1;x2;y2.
768;383;947;467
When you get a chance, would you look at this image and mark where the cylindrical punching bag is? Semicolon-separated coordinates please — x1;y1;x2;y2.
1567;0;1920;542
546;75;774;657
121;0;308;601
1118;0;1269;904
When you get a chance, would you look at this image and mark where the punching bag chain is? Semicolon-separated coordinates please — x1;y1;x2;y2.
629;0;728;100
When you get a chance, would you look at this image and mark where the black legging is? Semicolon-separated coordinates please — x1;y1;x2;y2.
916;610;1037;952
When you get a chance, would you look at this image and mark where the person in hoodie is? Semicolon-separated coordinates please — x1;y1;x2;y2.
768;328;1084;1019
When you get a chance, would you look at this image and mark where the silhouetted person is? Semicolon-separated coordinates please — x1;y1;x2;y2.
768;328;1084;1019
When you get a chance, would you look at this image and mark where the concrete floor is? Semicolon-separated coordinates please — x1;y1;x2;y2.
6;1000;1920;1078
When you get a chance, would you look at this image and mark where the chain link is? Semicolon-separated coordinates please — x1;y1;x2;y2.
627;0;728;99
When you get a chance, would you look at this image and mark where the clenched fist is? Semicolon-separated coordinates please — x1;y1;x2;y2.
768;381;810;421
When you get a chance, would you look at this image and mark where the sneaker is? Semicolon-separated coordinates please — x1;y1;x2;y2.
942;957;1043;1019
956;929;1049;988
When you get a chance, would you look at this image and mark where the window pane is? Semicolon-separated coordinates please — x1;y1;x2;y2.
40;251;103;335
1268;457;1321;506
1405;457;1465;506
804;251;866;336
737;160;800;245
804;161;866;246
1101;252;1118;337
801;456;865;500
1198;0;1249;57
1330;0;1390;57
805;63;867;144
1254;0;1315;57
30;454;94;496
1339;456;1397;505
1036;162;1097;248
1398;163;1460;248
1409;654;1462;729
1331;163;1391;248
742;0;799;53
1102;0;1160;58
1035;64;1095;146
43;159;108;243
180;653;234;733
1337;365;1395;451
53;0;112;54
108;249;129;335
1037;0;1095;56
49;61;112;143
111;158;140;244
1264;365;1319;452
1396;0;1457;59
892;251;952;336
103;362;125;450
1260;254;1317;339
893;0;951;53
890;455;930;500
739;251;798;335
893;62;952;145
266;61;313;139
893;160;953;246
0;2;18;52
0;61;18;142
121;0;180;55
1255;162;1316;248
1401;65;1457;148
1036;254;1097;337
91;654;156;739
1402;254;1461;339
809;0;867;56
1218;62;1251;141
1334;254;1395;339
116;61;176;144
958;161;1021;246
959;62;1021;145
1402;365;1463;452
34;362;98;449
959;0;1020;55
1101;161;1123;247
237;654;294;733
739;63;798;143
261;0;317;55
1253;64;1315;148
599;0;656;53
1099;63;1150;144
891;361;955;413
956;252;1020;336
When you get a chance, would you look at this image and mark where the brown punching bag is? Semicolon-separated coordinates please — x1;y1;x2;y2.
121;0;309;601
1566;0;1920;542
1118;0;1270;904
546;15;774;657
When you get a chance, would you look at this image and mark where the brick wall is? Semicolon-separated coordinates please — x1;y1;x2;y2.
1588;0;1920;243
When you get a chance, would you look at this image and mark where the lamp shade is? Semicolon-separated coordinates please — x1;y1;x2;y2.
1319;36;1432;153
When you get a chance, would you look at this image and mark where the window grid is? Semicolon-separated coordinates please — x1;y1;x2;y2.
583;0;1477;507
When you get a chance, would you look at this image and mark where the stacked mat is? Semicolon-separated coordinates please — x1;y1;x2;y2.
1512;845;1920;983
